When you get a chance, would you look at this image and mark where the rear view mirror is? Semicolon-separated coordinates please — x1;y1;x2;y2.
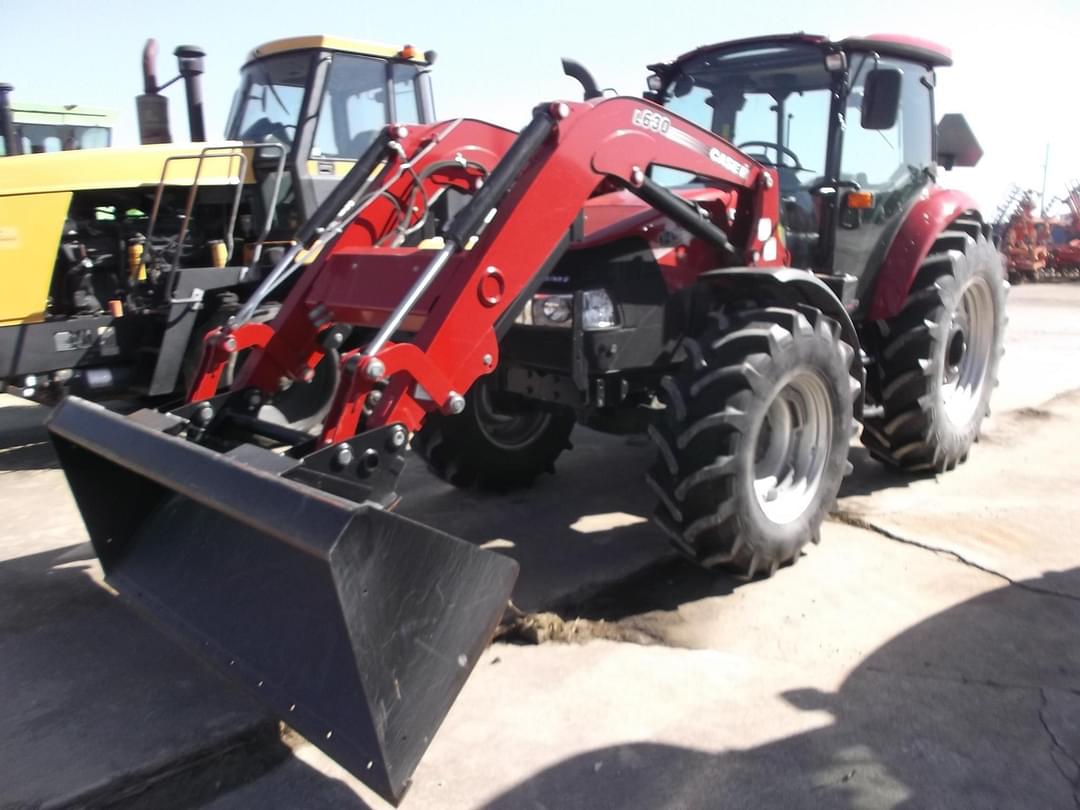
861;68;902;130
673;74;696;98
936;113;983;169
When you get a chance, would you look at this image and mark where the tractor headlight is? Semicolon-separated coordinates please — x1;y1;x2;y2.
580;289;618;330
538;294;573;326
514;289;619;330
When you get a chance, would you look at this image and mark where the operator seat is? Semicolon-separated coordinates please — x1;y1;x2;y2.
777;166;818;269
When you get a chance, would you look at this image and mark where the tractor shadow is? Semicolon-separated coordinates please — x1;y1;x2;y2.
836;444;928;499
398;428;709;614
0;542;290;809
479;567;1080;810
399;427;923;614
0;396;57;472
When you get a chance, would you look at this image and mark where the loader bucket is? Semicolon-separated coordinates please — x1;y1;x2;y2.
47;397;518;804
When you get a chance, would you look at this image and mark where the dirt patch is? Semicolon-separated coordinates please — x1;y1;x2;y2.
496;555;741;647
496;609;661;645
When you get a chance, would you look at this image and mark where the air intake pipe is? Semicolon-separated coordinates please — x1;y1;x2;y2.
174;45;206;142
0;83;21;156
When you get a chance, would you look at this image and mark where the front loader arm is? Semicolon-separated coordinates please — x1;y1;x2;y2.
321;97;782;442
188;118;519;401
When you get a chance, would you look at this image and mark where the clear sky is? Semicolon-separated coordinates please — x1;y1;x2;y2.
3;0;1077;214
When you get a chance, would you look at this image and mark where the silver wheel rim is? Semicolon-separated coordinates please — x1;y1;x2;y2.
942;277;994;428
753;370;833;525
473;381;553;451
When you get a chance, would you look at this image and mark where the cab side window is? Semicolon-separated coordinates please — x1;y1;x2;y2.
391;63;422;125
841;57;933;189
312;55;388;160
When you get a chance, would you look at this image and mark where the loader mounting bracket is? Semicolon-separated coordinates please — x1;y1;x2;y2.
168;393;408;509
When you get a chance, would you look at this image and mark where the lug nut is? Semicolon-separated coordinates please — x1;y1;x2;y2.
365;359;386;380
447;392;466;414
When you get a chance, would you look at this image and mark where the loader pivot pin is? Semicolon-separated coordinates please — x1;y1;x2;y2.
365;359;386;380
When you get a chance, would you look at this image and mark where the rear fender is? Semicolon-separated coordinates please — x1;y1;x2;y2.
866;188;981;321
699;267;864;417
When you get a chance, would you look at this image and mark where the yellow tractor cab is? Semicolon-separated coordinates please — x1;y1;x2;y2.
0;36;435;403
225;36;436;224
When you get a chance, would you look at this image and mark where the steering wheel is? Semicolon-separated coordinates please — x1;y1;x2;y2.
240;118;296;146
737;140;807;173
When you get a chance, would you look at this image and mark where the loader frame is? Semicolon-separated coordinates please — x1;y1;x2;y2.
189;97;785;463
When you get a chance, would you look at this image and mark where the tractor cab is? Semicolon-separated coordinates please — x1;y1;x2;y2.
225;36;436;226
647;34;978;313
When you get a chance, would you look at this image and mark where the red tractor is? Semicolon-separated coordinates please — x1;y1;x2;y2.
49;34;1005;804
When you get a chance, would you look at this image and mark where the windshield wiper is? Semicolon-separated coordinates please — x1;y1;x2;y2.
258;70;291;115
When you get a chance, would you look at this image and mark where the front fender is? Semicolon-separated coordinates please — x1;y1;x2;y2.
866;188;981;321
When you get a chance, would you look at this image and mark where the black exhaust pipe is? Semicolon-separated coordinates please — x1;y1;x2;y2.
0;83;21;156
174;45;206;142
136;39;172;144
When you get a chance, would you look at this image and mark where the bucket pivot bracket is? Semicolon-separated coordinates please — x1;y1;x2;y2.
286;424;408;508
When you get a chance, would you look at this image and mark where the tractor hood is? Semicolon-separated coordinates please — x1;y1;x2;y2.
0;140;255;196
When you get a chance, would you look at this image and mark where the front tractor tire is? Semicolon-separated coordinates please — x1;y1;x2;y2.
648;306;860;576
412;377;575;492
863;220;1007;472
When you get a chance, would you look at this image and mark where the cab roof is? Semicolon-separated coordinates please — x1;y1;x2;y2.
652;32;953;76
245;35;429;65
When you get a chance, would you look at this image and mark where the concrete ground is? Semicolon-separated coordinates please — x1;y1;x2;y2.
2;284;1080;809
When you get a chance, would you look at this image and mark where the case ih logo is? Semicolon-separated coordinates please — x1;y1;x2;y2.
709;147;750;179
632;108;671;133
633;109;751;180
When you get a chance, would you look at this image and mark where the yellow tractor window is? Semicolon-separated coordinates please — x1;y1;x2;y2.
311;55;423;160
233;52;312;146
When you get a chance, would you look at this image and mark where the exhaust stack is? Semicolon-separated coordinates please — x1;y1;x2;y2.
0;83;21;156
136;39;172;144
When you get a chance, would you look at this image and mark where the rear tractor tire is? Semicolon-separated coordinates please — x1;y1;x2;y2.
412;377;575;492
648;306;860;577
863;219;1007;472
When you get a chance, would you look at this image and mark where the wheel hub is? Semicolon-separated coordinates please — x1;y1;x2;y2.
752;370;833;525
473;381;553;450
941;277;994;428
944;327;967;384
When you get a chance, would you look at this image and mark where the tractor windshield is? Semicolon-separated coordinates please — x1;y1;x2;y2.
654;44;833;192
228;52;313;147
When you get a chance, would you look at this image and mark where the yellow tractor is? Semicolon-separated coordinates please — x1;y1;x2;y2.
0;36;435;406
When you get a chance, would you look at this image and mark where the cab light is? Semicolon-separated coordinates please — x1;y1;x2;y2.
846;190;875;209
